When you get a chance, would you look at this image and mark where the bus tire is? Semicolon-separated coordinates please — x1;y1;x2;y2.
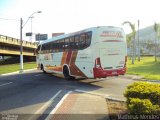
41;64;46;74
63;66;74;80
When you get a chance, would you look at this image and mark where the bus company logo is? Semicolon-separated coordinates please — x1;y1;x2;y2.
44;54;52;60
100;31;123;38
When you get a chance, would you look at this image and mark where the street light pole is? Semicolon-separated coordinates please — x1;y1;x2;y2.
20;18;23;72
138;20;140;61
19;11;41;73
29;16;34;41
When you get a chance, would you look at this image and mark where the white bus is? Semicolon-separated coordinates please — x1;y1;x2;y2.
36;26;127;80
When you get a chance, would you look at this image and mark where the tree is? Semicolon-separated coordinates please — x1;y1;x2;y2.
154;22;158;62
122;21;136;64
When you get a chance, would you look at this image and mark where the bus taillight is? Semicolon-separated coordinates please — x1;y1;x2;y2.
124;56;127;67
125;56;127;62
95;57;102;68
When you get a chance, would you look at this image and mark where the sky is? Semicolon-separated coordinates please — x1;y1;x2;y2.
0;0;160;41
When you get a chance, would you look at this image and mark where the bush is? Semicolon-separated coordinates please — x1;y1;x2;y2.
128;98;152;114
124;82;160;114
124;82;160;105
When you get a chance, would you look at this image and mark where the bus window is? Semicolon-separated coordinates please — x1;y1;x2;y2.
36;45;41;54
86;32;92;47
64;38;70;50
74;35;79;49
70;36;75;49
59;39;65;52
55;41;59;52
80;33;86;49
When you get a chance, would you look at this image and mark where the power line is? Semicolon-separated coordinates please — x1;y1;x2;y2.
0;17;19;21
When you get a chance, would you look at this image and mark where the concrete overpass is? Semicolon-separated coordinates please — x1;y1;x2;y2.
0;34;37;56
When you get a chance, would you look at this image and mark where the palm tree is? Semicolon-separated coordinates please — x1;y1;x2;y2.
122;21;136;64
154;22;158;62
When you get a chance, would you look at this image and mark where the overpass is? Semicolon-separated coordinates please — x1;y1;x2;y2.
0;34;37;56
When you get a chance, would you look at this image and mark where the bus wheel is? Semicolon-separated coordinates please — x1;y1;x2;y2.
63;66;74;80
41;64;46;74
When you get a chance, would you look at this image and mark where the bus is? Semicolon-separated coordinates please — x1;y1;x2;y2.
36;26;127;80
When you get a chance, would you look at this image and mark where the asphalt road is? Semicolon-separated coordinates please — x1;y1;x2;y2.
0;70;136;119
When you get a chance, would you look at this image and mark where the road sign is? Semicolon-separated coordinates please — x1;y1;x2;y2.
26;32;32;36
35;34;48;41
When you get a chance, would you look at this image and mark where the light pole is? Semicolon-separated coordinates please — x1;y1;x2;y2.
137;20;140;61
29;16;34;41
20;11;42;73
20;18;23;73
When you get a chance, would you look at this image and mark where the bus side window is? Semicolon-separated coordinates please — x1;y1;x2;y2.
64;38;70;50
48;42;52;53
86;32;92;47
59;39;64;52
50;41;54;52
36;45;41;54
74;35;79;49
70;36;75;49
55;41;59;52
41;44;46;54
80;33;86;49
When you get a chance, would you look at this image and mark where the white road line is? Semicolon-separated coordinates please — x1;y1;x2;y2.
34;74;43;77
28;90;62;120
35;90;62;114
45;91;72;120
0;82;13;87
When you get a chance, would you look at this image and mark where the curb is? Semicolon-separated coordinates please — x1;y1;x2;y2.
75;89;126;102
120;74;160;83
0;68;37;76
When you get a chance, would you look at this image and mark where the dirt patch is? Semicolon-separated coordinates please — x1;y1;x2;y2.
106;99;128;120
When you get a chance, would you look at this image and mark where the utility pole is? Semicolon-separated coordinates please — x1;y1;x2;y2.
19;11;41;73
20;18;23;73
138;20;140;61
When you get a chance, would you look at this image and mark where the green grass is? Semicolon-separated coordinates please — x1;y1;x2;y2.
0;62;37;75
126;56;160;80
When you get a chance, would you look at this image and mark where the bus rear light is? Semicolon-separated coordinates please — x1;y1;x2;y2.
124;56;127;67
125;56;127;62
95;57;102;68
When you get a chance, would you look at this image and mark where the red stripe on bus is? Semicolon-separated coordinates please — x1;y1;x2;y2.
46;66;62;72
69;51;87;78
65;50;72;64
61;52;68;65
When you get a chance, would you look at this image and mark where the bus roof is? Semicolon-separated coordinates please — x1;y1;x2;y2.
40;26;123;45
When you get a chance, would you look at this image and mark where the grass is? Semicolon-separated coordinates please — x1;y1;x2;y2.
126;56;160;80
0;62;37;75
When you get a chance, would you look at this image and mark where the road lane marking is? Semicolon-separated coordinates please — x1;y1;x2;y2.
45;91;72;120
35;90;62;114
34;74;43;77
0;82;13;87
28;90;62;120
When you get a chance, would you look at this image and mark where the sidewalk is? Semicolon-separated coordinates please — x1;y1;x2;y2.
46;92;109;120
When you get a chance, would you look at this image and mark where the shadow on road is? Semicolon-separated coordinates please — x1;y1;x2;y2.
0;70;103;113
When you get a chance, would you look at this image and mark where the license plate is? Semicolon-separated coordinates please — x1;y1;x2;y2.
112;71;117;74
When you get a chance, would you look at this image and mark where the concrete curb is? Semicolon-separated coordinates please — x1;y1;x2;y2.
75;89;126;102
0;68;37;76
120;74;160;83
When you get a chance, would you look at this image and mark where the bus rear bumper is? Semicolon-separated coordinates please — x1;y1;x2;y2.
93;68;126;78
